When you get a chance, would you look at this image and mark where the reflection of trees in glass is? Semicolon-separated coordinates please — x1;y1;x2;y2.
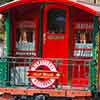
47;9;66;33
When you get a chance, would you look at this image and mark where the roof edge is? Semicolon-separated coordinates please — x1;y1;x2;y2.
0;0;97;16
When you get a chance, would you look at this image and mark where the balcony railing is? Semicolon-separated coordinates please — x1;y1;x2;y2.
0;56;94;90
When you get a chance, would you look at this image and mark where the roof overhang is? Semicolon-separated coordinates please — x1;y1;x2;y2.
0;0;99;16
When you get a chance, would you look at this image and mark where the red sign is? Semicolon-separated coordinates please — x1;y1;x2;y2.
27;60;60;88
27;70;60;79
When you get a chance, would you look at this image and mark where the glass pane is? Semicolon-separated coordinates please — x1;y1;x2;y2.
47;9;66;34
16;20;36;56
76;31;93;43
74;31;93;57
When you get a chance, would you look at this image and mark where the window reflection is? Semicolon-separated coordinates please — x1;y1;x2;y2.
76;31;92;44
74;31;93;57
16;21;36;56
19;31;28;43
16;29;35;51
47;9;66;34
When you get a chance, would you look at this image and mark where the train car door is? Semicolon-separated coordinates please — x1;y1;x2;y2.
43;4;69;58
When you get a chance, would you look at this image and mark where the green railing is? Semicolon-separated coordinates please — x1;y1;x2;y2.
0;57;95;91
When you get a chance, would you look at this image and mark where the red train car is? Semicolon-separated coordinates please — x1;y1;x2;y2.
0;0;100;99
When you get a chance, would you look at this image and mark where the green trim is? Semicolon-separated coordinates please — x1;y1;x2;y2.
93;16;99;92
0;58;7;86
38;4;45;57
38;3;48;57
3;13;10;86
4;13;10;56
93;16;98;59
68;7;72;86
91;16;99;89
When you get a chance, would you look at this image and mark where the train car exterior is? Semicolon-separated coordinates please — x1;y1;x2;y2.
0;0;100;99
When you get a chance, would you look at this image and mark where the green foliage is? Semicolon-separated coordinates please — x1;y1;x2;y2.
0;0;12;5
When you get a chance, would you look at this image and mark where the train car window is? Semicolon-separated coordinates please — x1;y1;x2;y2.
76;31;93;43
74;31;93;57
47;9;66;34
16;21;36;55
